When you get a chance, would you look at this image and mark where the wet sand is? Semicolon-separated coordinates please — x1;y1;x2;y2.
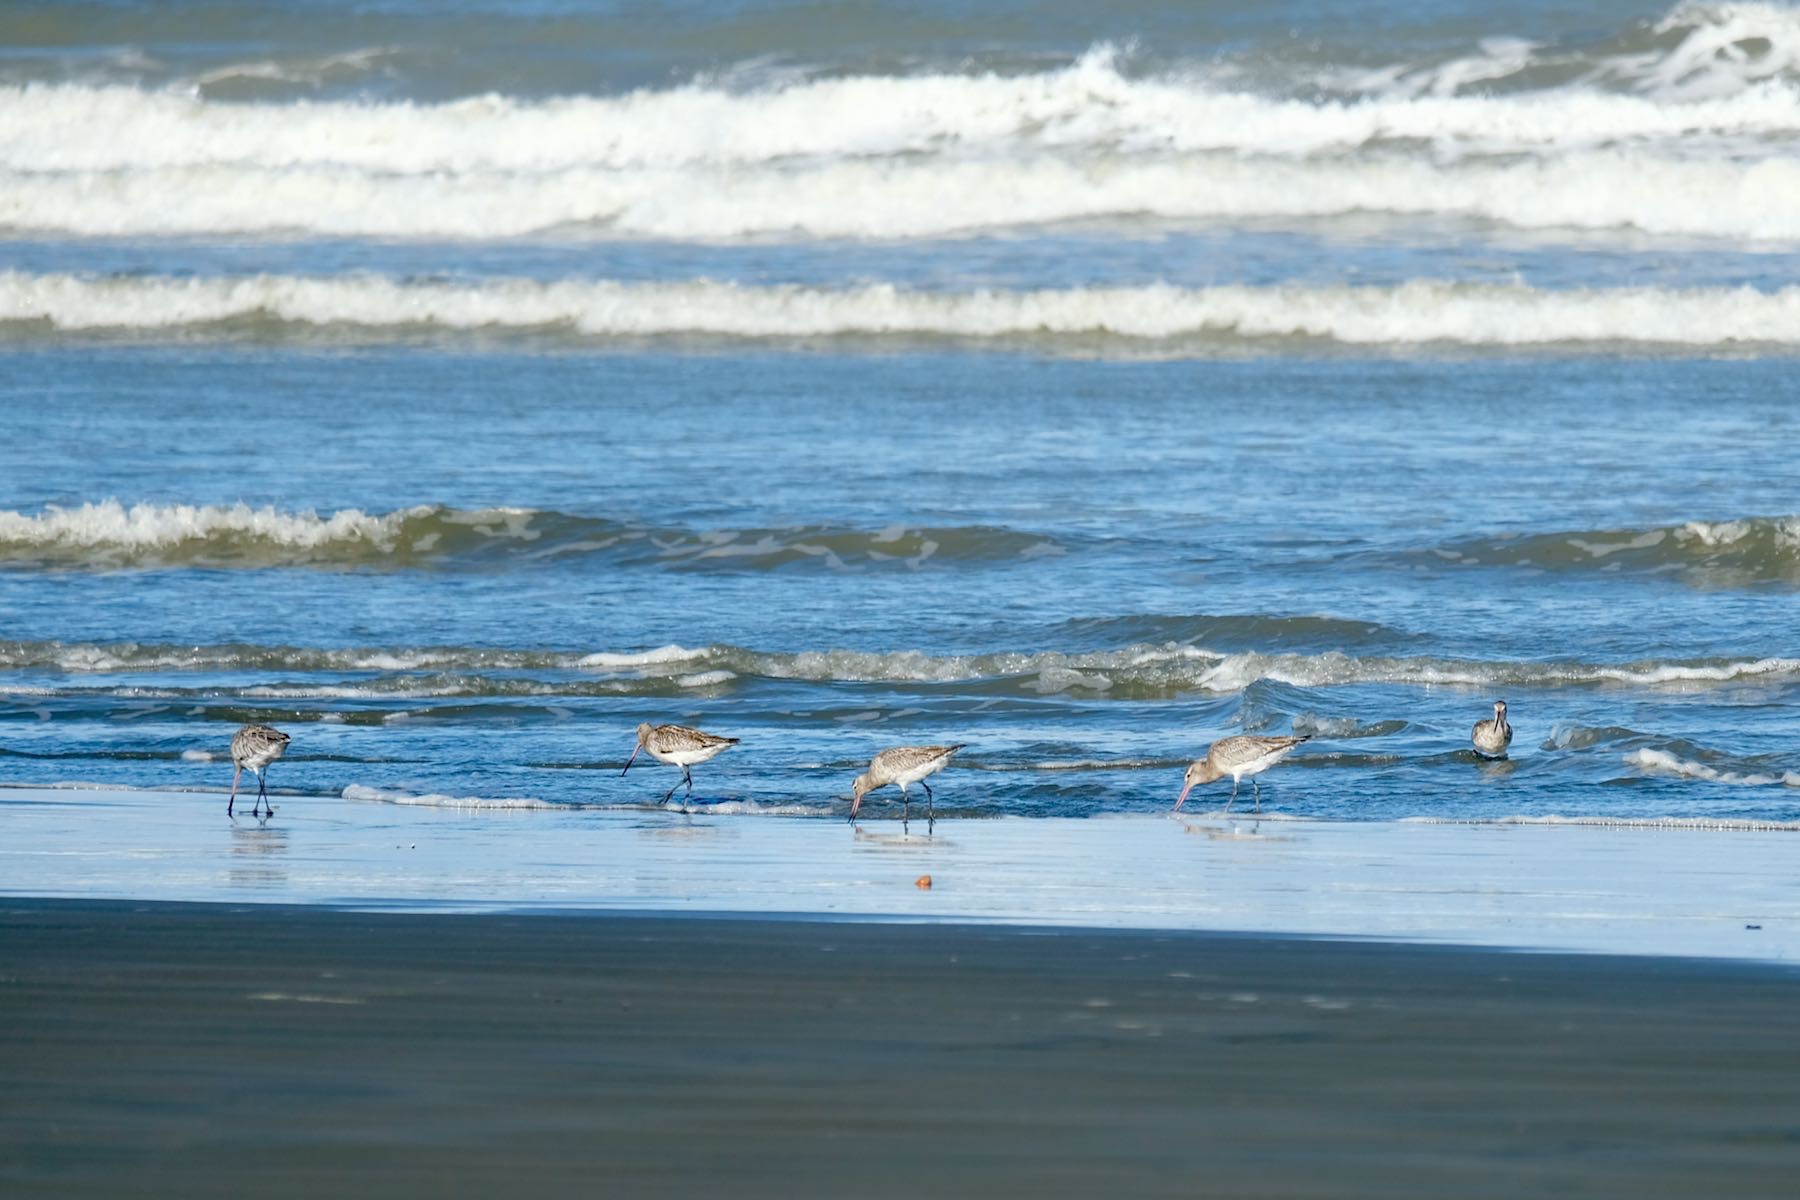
3;899;1797;1198
3;786;1796;960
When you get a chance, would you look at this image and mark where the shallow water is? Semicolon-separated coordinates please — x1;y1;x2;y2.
1;0;1797;825
5;787;1796;960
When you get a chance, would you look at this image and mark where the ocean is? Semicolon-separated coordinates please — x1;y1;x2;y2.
3;0;1798;828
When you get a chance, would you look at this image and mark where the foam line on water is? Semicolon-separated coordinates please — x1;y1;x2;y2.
341;784;560;809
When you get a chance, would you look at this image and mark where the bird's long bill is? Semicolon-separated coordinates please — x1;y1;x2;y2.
1174;781;1194;812
620;744;641;776
850;792;862;819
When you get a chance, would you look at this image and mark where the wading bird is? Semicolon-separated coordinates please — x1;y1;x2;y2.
1472;700;1513;759
1175;735;1310;815
228;723;290;818
623;722;739;810
850;744;964;829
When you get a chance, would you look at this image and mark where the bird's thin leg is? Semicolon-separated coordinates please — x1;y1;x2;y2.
259;773;274;818
228;766;241;817
1252;777;1262;813
922;780;935;830
661;776;681;805
1222;777;1238;815
901;785;910;830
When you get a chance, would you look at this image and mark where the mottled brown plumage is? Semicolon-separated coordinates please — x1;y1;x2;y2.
622;721;739;808
1472;700;1513;759
1175;734;1309;814
851;744;964;826
228;723;289;818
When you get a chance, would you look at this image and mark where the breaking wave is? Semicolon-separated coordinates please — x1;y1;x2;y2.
6;151;1800;241
1430;516;1800;584
5;5;1800;243
0;500;1058;570
0;28;1792;174
8;274;1800;351
1320;2;1800;103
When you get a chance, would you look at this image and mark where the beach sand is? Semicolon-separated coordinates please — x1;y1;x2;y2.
5;786;1799;1194
3;899;1798;1199
2;786;1796;960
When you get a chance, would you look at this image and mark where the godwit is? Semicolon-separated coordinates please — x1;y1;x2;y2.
1472;700;1512;759
850;744;964;828
622;722;739;809
228;723;290;818
1175;734;1309;815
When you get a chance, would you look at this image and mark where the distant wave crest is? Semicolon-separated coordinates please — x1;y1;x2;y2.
5;5;1800;243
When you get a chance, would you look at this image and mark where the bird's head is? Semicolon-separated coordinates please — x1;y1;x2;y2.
850;773;876;817
1176;759;1223;810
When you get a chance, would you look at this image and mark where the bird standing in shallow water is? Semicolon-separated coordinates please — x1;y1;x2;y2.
623;722;739;810
1175;734;1309;815
851;744;964;829
1472;700;1513;759
229;723;290;818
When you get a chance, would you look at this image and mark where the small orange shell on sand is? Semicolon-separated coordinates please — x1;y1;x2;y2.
914;875;933;889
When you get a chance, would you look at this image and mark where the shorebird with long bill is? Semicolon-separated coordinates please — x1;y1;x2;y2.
1472;700;1512;758
228;722;290;818
850;744;964;829
1175;734;1309;815
623;722;739;810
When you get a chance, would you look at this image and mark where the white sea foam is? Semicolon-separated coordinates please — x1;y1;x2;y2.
1681;516;1800;547
9;273;1800;348
578;644;704;669
1625;748;1800;786
665;799;841;817
1196;651;1800;692
1627;1;1800;100
0;499;422;552
5;36;1800;173
675;670;737;688
1334;2;1800;102
341;784;558;809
